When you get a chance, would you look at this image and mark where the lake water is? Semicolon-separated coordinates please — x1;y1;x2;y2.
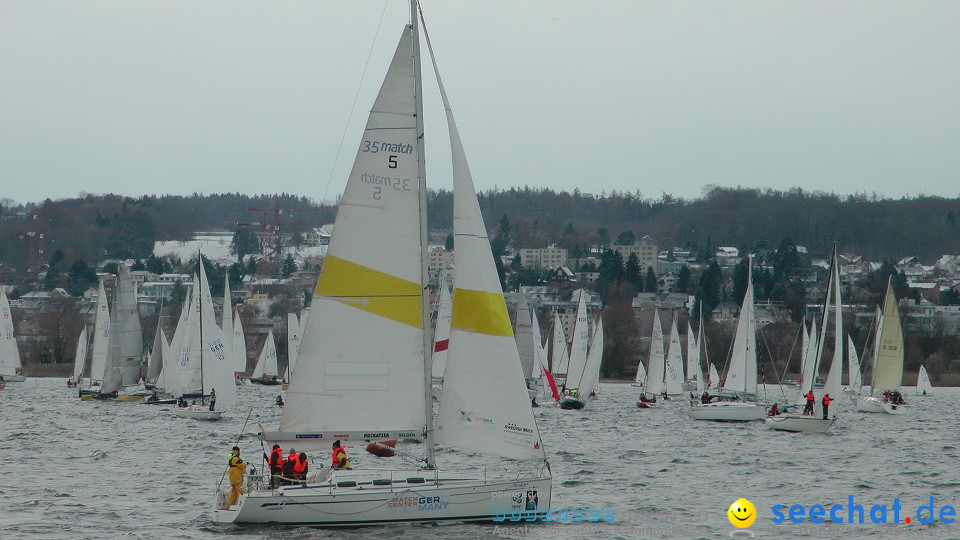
2;379;959;539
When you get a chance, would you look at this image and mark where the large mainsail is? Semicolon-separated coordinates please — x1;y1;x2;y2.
432;44;544;460
663;318;685;395
563;291;590;390
273;30;427;448
645;310;666;395
89;282;111;384
514;292;536;381
431;282;452;379
163;296;190;397
871;280;904;392
723;257;757;395
116;265;144;386
176;274;204;395
0;287;22;377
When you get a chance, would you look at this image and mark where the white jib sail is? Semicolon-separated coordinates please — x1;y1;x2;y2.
252;328;278;379
723;257;756;394
550;313;570;377
564;290;590;390
275;30;427;448
514;291;536;381
709;363;720;390
431;281;452;379
799;321;810;383
431;40;544;461
89;281;111;382
579;317;604;398
664;318;685;394
645;310;666;396
232;310;247;373
116;264;144;387
634;358;647;386
846;336;862;393
286;312;302;379
917;365;932;395
198;261;237;409
163;296;190;397
72;326;88;382
222;279;235;371
0;287;21;376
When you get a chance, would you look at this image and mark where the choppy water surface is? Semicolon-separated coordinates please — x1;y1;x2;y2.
2;380;959;539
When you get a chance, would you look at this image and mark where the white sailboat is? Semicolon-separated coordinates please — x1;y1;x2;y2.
663;318;685;396
856;279;906;414
79;281;121;399
283;312;302;386
532;307;560;404
514;292;542;403
70;326;88;386
250;329;280;385
637;309;665;408
549;312;570;382
560;313;603;410
690;255;766;421
115;265;145;389
214;7;550;524
231;310;248;376
559;290;590;409
844;336;862;395
916;365;932;396
766;248;841;432
0;287;25;382
172;260;237;420
632;359;647;388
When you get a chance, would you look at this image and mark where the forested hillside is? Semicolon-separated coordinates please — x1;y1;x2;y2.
2;187;960;271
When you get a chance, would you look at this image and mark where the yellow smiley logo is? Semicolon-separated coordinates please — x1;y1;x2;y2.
727;498;757;528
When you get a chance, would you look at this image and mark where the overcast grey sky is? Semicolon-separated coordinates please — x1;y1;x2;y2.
1;1;958;204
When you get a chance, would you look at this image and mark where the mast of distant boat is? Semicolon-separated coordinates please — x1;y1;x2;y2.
198;249;205;404
412;0;436;470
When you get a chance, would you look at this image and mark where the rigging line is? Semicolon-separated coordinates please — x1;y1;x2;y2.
320;0;391;204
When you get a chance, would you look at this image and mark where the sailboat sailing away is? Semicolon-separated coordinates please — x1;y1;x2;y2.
916;365;932;396
214;4;550;525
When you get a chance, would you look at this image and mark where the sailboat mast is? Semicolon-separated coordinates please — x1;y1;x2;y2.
810;246;836;387
411;0;436;469
198;250;205;401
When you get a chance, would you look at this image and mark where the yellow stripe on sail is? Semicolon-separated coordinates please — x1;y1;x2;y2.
451;289;514;337
315;255;421;328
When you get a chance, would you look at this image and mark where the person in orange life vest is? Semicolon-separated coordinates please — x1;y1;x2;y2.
804;390;815;415
226;446;248;507
263;444;284;488
282;448;298;485
292;452;308;484
332;440;351;470
821;394;831;420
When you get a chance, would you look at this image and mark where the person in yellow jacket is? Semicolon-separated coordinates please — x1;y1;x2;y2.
227;446;248;507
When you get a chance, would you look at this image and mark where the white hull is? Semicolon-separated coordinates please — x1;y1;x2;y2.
0;374;25;383
688;402;766;422
172;405;223;421
883;402;906;415
214;469;551;526
765;413;834;433
855;395;905;414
